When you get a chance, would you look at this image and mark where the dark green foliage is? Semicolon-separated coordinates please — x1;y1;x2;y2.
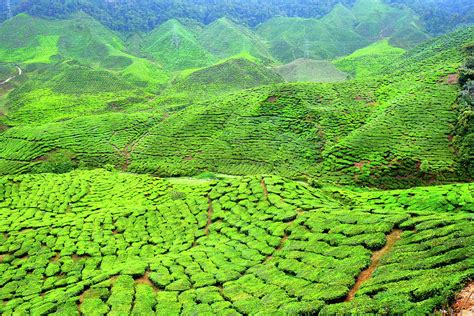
453;47;474;177
3;0;472;35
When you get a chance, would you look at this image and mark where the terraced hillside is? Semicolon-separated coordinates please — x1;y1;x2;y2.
1;25;472;188
141;20;216;71
198;18;273;63
0;170;472;314
0;2;473;315
0;81;377;178
0;13;169;126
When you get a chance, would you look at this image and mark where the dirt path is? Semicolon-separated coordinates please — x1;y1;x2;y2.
110;130;150;170
261;178;269;199
453;282;474;315
345;229;402;301
204;196;213;236
0;66;22;86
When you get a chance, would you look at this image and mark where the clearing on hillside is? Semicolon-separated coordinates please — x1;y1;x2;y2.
275;58;348;82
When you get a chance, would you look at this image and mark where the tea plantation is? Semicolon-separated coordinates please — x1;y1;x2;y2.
0;170;472;314
0;1;473;314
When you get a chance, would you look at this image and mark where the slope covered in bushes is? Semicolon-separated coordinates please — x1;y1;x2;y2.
0;170;472;314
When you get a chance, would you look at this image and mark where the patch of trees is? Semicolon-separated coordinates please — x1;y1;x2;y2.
454;42;474;177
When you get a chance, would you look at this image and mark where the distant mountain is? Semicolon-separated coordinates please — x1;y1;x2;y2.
162;57;284;102
257;0;429;62
0;13;169;88
198;17;273;63
142;19;216;71
2;0;472;35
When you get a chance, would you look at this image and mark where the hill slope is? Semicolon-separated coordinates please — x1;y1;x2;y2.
256;0;429;63
0;169;472;314
142;19;216;71
198;18;273;63
333;39;406;78
0;14;171;125
276;59;348;83
0;13;169;87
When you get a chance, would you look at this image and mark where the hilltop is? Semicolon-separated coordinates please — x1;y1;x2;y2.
141;19;216;71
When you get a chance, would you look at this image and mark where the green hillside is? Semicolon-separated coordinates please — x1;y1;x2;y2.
324;26;474;187
256;0;430;63
276;59;348;82
198;18;273;63
0;80;376;178
0;169;472;314
1;25;472;188
142;19;216;71
0;13;169;88
0;14;171;126
333;39;406;78
161;58;284;102
0;4;473;315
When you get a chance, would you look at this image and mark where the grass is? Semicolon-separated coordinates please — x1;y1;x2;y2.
0;169;471;314
276;58;348;82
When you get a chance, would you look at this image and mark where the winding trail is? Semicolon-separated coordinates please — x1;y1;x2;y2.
345;229;402;301
0;66;22;86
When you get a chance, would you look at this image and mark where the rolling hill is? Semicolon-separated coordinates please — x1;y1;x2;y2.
198;17;274;63
333;39;406;78
256;0;430;63
141;19;216;71
1;25;472;188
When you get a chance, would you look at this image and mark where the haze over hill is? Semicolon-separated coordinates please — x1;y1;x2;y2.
0;1;473;315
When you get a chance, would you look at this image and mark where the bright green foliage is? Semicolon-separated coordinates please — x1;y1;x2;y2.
0;81;376;178
0;170;472;314
257;16;368;62
1;22;472;187
0;13;169;88
142;19;216;71
163;58;284;102
199;17;274;63
333;39;406;78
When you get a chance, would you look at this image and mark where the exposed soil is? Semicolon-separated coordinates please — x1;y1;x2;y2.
266;96;278;103
345;229;402;301
447;74;459;85
135;271;158;291
260;178;269;199
265;232;289;263
354;160;370;170
183;155;194;161
452;281;474;315
204;196;213;236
